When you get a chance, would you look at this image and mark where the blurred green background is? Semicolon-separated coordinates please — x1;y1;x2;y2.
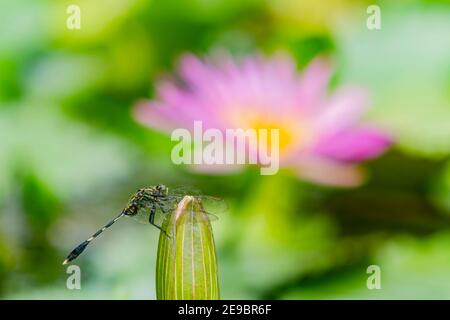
1;0;450;299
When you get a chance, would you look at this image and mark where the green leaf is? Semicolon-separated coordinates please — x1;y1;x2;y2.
156;196;220;300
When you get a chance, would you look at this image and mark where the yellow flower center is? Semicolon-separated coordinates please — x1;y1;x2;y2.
225;109;303;156
250;119;295;153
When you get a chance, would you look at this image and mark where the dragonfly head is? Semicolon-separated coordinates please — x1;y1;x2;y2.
155;184;168;196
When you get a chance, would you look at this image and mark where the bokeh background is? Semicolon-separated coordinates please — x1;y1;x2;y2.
1;0;450;299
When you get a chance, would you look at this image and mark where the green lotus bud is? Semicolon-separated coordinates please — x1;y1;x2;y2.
156;196;220;300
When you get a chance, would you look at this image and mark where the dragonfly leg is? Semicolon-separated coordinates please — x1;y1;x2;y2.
156;199;168;213
149;202;170;237
148;203;159;227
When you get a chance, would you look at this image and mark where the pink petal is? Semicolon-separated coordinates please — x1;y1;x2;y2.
295;57;332;113
314;87;369;133
134;100;182;132
157;81;220;129
178;54;225;104
313;127;391;162
293;156;366;187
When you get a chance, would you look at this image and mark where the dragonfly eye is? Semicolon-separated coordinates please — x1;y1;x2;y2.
156;184;167;194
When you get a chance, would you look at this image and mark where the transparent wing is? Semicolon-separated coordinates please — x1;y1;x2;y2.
196;195;227;215
127;203;176;229
128;189;226;237
163;202;219;239
166;188;227;213
168;186;202;196
127;206;152;225
158;195;224;233
164;194;225;215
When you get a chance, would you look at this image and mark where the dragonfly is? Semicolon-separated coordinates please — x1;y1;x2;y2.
62;185;225;265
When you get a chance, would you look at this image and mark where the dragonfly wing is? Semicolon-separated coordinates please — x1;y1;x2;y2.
164;194;226;217
129;204;171;229
157;197;179;213
130;192;226;233
165;194;226;213
173;208;219;226
196;196;227;215
161;197;221;225
130;206;151;225
205;212;219;222
168;186;202;196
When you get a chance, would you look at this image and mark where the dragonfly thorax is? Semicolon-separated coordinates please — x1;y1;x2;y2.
123;185;169;216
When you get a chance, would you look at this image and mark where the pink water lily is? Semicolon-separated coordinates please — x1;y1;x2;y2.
135;52;391;186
